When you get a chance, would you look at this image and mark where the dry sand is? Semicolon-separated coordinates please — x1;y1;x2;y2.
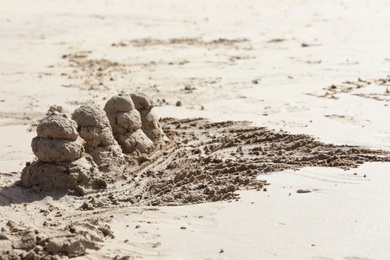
1;0;390;259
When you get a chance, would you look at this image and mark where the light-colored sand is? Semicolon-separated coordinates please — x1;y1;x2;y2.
1;0;390;259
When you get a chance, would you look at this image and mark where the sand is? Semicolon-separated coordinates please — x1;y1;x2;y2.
1;0;390;259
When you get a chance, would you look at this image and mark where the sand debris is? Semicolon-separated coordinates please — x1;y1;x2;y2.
0;218;112;258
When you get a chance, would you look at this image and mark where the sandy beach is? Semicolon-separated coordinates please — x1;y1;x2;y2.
1;0;390;259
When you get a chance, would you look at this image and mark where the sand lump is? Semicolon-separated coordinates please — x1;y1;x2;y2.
72;105;124;171
131;92;168;144
32;113;83;163
21;113;104;194
104;94;154;153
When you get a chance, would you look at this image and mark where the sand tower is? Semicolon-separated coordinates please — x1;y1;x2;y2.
130;93;168;144
21;113;103;194
72;105;124;171
104;94;154;153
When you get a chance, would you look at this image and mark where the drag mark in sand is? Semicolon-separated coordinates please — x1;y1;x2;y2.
112;37;252;50
115;118;390;207
307;75;390;102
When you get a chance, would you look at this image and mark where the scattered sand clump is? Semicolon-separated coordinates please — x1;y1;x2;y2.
72;104;124;171
0;218;112;258
21;113;104;195
104;94;154;153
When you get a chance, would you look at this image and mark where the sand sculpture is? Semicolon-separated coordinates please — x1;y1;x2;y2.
104;94;154;153
21;113;103;194
72;105;124;171
20;93;167;194
130;93;168;144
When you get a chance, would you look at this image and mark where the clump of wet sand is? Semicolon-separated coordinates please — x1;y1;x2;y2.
130;93;168;144
0;217;113;258
72;104;124;172
20;113;105;195
104;94;154;154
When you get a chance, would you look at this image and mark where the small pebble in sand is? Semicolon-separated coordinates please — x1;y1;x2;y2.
176;100;182;107
296;189;312;194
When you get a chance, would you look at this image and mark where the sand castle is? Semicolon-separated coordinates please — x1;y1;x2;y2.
21;113;103;194
21;93;167;194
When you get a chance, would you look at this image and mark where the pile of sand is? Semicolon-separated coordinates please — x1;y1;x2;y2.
20;113;104;195
72;105;124;172
130;93;168;144
104;94;155;154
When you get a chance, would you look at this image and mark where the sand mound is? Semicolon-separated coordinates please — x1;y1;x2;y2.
72;105;124;171
21;113;104;194
131;93;168;144
20;94;168;195
36;113;78;140
104;94;154;153
31;137;85;163
0;218;112;258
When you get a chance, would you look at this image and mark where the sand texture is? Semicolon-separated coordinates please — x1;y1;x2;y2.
2;0;390;259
